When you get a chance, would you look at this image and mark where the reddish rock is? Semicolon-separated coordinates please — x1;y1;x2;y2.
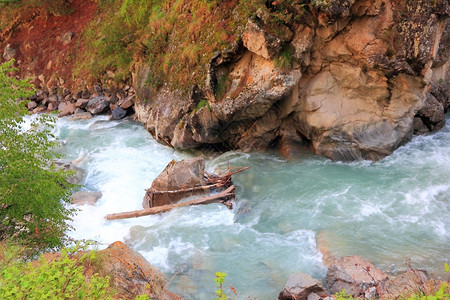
279;273;326;300
27;100;37;110
325;256;387;298
379;269;429;299
47;102;58;111
118;94;135;109
58;102;75;117
98;241;167;299
75;98;90;108
67;111;92;120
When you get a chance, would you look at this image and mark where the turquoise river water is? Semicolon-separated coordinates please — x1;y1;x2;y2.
53;115;449;299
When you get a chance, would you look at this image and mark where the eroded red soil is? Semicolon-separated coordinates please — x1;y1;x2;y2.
0;0;97;89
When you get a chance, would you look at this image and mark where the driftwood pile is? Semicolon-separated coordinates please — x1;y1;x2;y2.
105;158;248;221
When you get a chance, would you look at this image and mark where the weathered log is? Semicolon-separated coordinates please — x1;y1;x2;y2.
106;185;235;221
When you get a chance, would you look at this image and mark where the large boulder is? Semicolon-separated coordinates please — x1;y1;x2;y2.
86;95;110;115
279;273;326;300
325;256;387;298
142;157;206;208
415;93;445;133
98;241;167;299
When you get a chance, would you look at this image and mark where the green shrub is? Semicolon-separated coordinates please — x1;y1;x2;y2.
0;242;114;299
274;45;295;70
0;60;76;251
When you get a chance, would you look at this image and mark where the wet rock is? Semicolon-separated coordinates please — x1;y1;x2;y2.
53;159;85;185
67;111;92;120
142;157;206;208
279;273;326;300
58;102;75;117
98;241;167;299
325;256;387;298
86;95;110;115
71;191;102;205
111;106;127;120
415;93;445;132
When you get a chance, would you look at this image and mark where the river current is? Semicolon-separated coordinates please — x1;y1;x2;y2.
54;115;449;299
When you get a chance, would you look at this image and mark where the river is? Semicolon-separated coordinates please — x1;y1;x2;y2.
54;115;449;299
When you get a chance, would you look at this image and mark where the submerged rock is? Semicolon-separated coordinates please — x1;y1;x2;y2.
71;191;102;205
53;159;85;185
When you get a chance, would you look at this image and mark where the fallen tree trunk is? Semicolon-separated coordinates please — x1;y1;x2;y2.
106;185;235;221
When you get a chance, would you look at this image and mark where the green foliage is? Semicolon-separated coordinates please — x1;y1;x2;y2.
196;99;210;111
0;60;75;251
215;73;231;100
214;271;237;300
0;0;72;15
407;264;450;300
76;0;265;91
274;45;295;70
0;242;114;299
334;289;354;300
215;272;228;300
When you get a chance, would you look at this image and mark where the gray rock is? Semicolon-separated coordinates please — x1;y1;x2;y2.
325;256;387;298
279;273;326;300
71;191;102;206
112;106;127;120
53;159;85;185
67;111;92;120
86;95;110;114
3;44;16;60
61;31;74;45
416;93;445;132
58;102;76;117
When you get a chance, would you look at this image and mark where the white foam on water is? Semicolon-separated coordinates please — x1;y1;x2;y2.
50;114;450;298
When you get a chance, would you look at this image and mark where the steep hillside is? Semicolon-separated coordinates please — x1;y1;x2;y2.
1;0;449;161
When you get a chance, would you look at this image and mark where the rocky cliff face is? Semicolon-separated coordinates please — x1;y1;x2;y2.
134;0;449;161
1;0;448;161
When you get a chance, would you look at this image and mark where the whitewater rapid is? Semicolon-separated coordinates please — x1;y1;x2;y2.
54;115;449;299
